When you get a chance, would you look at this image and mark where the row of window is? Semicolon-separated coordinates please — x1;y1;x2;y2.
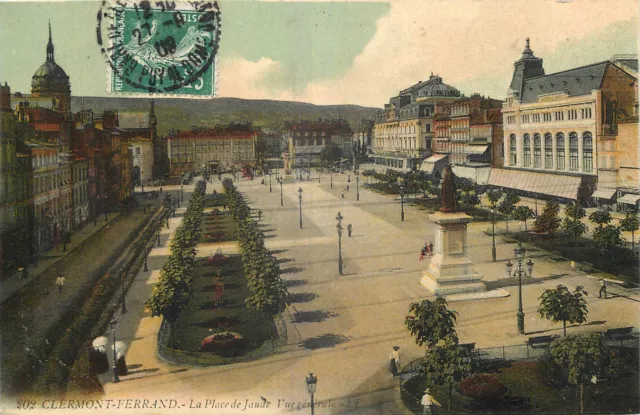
35;194;73;219
507;108;593;124
509;132;593;172
33;152;58;168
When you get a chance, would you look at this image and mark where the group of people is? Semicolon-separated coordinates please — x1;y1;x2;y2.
341;185;351;199
390;346;440;414
419;242;434;261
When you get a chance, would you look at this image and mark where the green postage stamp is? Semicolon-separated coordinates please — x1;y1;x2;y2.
97;1;221;97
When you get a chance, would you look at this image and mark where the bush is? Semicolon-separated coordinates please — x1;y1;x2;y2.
460;374;507;402
200;332;246;355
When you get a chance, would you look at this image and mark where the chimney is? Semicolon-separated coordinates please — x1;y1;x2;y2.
0;83;10;112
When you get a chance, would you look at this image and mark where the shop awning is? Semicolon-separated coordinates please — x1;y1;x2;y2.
618;194;640;205
591;188;617;200
463;145;489;155
419;154;448;174
487;169;581;200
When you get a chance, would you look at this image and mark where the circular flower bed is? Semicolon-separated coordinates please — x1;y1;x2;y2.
460;374;507;403
200;332;246;355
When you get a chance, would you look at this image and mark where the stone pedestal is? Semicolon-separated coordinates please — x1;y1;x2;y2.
421;211;486;296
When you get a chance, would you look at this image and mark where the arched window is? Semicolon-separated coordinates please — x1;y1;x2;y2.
556;133;565;170
533;133;541;167
569;132;579;171
583;132;593;173
510;134;517;165
523;134;531;167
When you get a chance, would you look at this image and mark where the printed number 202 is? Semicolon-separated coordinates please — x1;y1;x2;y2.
17;399;36;410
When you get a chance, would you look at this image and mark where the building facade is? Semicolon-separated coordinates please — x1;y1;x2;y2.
372;74;461;170
284;119;353;168
168;123;258;180
491;39;637;203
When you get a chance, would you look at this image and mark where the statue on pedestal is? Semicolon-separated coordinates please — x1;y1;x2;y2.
439;164;458;213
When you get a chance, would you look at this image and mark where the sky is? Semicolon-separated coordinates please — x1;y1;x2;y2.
0;0;637;107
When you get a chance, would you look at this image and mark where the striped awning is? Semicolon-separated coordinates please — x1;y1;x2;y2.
420;154;448;174
618;194;640;205
591;188;617;200
463;145;489;155
488;169;581;200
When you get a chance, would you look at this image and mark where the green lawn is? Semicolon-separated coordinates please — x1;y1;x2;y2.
170;213;271;356
402;357;639;414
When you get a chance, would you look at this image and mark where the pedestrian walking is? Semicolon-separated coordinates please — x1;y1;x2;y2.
421;388;442;415
258;209;263;221
420;243;428;261
341;191;345;199
55;275;66;294
347;185;350;192
599;278;608;299
389;346;400;376
347;224;353;237
159;186;163;194
348;175;351;183
428;241;434;256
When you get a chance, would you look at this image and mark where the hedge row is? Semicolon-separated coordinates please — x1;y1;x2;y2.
146;180;207;333
222;179;289;320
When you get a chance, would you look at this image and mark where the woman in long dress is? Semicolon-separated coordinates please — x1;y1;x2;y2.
389;346;400;376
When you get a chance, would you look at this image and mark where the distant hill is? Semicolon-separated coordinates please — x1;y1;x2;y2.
71;97;380;135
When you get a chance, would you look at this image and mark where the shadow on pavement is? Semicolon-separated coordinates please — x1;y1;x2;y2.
281;267;304;274
284;279;307;287
291;310;339;323
289;292;318;303
297;333;349;350
485;273;569;290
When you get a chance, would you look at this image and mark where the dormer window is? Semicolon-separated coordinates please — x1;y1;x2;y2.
575;77;580;82
562;80;567;85
539;85;543;90
550;83;554;87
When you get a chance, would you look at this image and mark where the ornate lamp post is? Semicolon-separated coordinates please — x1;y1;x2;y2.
330;167;333;189
298;187;303;229
143;247;149;272
305;372;317;415
491;202;497;262
336;212;344;275
157;226;161;246
269;171;273;193
120;267;127;314
356;174;360;201
318;167;321;183
506;242;533;335
110;319;120;383
278;178;284;207
400;185;405;222
180;184;184;203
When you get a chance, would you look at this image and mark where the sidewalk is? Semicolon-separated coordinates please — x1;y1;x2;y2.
0;213;121;305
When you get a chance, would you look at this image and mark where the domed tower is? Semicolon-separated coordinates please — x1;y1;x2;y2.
31;21;71;114
416;73;461;101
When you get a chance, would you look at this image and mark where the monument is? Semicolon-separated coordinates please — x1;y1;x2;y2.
421;164;487;295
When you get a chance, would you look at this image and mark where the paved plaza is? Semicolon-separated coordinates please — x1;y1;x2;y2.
100;173;640;415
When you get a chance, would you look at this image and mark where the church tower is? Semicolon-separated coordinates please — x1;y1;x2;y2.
508;38;545;101
31;21;71;114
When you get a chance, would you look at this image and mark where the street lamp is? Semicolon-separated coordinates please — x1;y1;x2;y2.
336;212;344;275
157;226;161;246
120;267;127;314
144;247;150;272
180;184;184;203
330;166;333;189
318;167;321;183
491;202;497;262
278;178;284;207
400;185;405;222
506;242;533;335
298;187;303;229
356;174;360;201
269;172;273;193
305;372;317;415
110;318;120;383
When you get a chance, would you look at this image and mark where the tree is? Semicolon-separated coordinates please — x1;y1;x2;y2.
405;298;458;348
497;192;520;231
619;211;639;252
550;333;606;414
588;209;612;229
421;336;471;411
533;200;562;234
562;202;588;245
320;143;343;164
592;225;624;260
513;205;535;237
538;284;588;337
461;193;481;209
